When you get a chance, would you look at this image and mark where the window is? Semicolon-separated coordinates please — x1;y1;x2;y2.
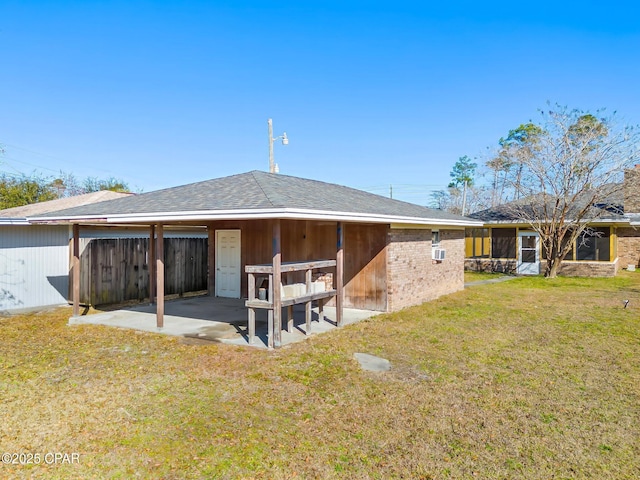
491;228;516;259
543;231;575;260
563;233;575;261
432;230;440;248
465;228;490;258
576;227;610;261
432;230;445;260
542;227;611;262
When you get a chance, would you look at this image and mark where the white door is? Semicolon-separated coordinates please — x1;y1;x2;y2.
517;231;540;275
215;230;241;298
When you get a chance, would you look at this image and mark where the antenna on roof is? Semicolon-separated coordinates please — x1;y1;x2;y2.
268;118;288;173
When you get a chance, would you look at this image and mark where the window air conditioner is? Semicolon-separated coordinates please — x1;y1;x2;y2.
432;248;446;261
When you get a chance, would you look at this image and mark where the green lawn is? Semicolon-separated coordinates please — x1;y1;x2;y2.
1;273;639;479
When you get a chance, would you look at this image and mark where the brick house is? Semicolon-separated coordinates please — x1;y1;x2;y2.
31;171;480;345
465;166;640;277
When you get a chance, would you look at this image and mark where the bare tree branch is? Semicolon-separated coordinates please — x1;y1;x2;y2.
491;105;639;277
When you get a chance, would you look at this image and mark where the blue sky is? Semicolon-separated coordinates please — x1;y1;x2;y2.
1;1;639;205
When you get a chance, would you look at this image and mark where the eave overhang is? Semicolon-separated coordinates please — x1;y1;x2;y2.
474;217;631;227
0;218;31;226
28;207;483;228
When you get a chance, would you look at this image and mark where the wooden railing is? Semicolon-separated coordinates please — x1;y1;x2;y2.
245;260;337;346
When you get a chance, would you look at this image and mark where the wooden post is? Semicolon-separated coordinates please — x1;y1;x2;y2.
336;222;344;327
72;224;80;316
272;219;282;347
305;267;312;331
267;273;274;349
248;272;255;344
207;224;215;296
149;225;156;304
156;223;164;328
318;298;325;323
287;305;294;333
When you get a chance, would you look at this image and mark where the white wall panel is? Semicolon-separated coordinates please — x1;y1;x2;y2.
0;225;69;312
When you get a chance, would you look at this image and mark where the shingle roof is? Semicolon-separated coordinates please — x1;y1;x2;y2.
0;191;132;218
469;185;625;223
33;171;477;225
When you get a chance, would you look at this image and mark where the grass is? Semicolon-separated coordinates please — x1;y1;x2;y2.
1;273;640;479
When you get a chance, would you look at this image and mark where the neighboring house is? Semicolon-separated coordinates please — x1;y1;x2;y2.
0;191;131;313
30;171;481;343
465;166;640;277
0;190;210;313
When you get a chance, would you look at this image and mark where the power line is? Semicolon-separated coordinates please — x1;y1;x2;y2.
0;154;61;174
2;143;70;162
0;142;146;186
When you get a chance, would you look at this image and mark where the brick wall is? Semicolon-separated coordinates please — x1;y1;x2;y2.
465;257;618;277
556;259;618;277
624;166;640;213
464;258;517;274
617;227;640;268
386;228;464;311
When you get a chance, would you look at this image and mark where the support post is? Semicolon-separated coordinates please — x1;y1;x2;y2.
267;273;274;349
72;224;80;316
336;222;344;327
272;219;282;347
149;225;156;304
305;267;312;331
156;223;164;328
248;272;255;344
318;298;325;323
287;305;294;333
207;225;215;296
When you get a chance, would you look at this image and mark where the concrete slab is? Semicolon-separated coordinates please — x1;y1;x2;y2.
353;352;391;372
69;295;380;349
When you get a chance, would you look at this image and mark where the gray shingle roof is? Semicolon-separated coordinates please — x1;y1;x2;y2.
34;171;476;224
469;185;625;223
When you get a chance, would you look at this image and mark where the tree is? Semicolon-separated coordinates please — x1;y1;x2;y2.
487;123;544;205
448;155;477;215
429;190;449;210
50;172;86;198
83;176;130;193
0;174;58;209
491;105;640;278
430;184;489;215
0;171;131;209
48;172;130;197
0;145;132;205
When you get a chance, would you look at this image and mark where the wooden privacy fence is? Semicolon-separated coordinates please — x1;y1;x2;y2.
77;237;208;306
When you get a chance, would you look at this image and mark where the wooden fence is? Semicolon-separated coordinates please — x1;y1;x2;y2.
78;237;208;306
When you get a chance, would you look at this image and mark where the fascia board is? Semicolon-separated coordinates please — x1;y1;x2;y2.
0;218;30;225
29;207;483;227
481;218;630;227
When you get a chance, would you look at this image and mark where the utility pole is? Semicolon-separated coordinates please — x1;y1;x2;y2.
390;184;393;199
461;180;468;216
268;118;288;173
268;119;275;173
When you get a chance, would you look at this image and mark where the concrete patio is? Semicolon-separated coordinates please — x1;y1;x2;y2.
69;295;380;349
